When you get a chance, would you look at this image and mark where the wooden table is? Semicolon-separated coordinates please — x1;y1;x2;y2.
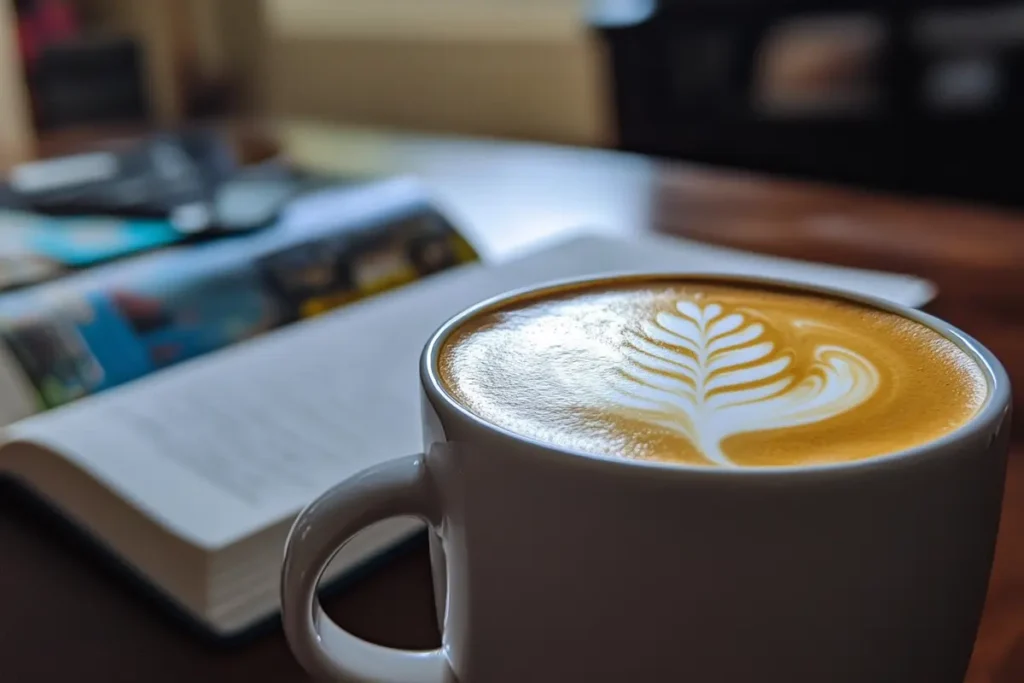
1;122;1022;682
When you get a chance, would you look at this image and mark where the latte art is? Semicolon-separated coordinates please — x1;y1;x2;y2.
438;279;987;467
611;299;879;466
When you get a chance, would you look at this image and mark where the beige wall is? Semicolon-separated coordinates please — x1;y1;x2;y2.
261;0;612;146
264;0;585;42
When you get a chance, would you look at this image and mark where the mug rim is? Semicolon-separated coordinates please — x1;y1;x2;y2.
420;271;1012;477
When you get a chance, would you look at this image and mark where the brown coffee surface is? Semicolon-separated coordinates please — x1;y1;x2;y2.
438;280;987;468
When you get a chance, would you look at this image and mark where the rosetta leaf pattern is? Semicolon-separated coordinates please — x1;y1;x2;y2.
611;299;878;466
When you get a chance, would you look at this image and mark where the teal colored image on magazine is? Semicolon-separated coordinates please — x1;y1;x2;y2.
100;262;283;370
0;210;183;269
25;215;184;266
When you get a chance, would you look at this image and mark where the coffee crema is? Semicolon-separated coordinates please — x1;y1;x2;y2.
438;280;988;468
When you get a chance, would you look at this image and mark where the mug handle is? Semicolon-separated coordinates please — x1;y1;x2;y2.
281;454;453;683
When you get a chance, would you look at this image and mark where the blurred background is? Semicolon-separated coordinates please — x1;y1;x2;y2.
1;0;1023;207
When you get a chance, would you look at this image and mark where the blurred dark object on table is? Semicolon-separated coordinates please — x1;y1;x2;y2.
6;129;236;227
0;127;361;291
593;0;1024;208
2;127;322;237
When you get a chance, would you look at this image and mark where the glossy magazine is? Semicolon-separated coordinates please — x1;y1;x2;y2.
0;178;478;420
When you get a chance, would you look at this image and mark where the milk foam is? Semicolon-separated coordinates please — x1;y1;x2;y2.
438;281;987;467
611;300;879;466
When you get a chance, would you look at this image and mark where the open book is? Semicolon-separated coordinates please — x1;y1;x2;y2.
0;234;935;637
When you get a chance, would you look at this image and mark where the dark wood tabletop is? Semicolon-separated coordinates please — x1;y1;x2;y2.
1;122;1022;682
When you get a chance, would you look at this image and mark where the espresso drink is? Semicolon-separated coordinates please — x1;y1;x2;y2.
438;279;988;467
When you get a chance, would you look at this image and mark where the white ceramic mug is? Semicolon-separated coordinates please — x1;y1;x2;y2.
281;275;1012;683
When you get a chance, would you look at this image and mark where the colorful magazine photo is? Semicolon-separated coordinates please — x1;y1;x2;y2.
0;179;478;411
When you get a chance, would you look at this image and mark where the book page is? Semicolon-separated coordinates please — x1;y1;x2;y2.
4;233;935;549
